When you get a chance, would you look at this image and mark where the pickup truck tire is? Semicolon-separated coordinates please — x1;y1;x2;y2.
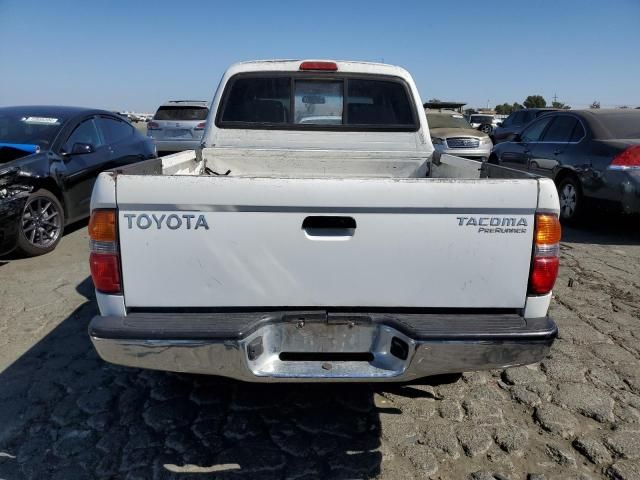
557;176;583;223
16;189;65;257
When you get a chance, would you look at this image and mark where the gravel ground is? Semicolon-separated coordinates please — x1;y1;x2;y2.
0;218;639;480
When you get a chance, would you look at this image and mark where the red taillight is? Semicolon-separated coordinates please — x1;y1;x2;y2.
529;213;561;295
90;252;121;294
299;61;338;71
530;257;560;295
89;209;121;294
609;145;640;170
147;121;160;130
195;122;206;130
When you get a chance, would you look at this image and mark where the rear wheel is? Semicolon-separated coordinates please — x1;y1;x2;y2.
16;189;65;256
479;123;493;134
557;176;583;222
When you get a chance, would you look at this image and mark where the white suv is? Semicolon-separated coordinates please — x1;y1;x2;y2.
146;100;209;154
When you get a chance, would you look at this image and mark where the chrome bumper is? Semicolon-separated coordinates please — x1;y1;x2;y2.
436;145;492;160
89;311;556;382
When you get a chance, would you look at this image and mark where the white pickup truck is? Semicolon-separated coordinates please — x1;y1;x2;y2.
88;60;560;382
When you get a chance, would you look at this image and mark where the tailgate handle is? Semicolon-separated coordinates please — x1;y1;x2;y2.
302;216;356;239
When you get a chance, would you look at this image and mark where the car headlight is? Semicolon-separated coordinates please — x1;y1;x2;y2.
480;137;492;144
431;137;444;145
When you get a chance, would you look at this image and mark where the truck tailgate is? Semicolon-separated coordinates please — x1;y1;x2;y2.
116;175;537;309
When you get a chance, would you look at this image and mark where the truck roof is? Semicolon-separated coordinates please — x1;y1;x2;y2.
226;59;412;81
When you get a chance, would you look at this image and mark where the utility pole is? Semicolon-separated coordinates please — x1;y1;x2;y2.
553;93;558;103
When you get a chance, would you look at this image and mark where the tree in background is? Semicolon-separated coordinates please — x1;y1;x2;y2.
551;101;571;109
494;103;512;115
619;105;629;109
524;95;547;108
494;102;524;115
590;101;601;109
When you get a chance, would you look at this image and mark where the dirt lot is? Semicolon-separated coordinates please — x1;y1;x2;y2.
1;218;639;480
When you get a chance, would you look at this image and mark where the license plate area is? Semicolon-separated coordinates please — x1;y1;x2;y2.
279;352;374;362
242;315;415;379
165;129;190;138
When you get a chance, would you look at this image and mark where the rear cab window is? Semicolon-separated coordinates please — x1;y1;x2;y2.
217;74;417;130
154;106;209;121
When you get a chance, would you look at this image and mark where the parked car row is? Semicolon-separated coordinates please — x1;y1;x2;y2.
429;107;640;221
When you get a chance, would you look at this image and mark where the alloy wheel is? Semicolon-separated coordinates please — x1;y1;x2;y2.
560;183;577;219
21;196;62;248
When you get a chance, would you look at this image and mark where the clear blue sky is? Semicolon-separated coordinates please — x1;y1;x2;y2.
1;0;639;112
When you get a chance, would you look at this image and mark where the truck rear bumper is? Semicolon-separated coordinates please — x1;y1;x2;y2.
89;311;557;382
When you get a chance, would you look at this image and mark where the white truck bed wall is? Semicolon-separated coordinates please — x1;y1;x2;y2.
112;150;201;176
161;150;202;175
431;154;484;179
201;147;429;178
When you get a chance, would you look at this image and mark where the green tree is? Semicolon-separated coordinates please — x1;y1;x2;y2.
494;102;524;115
494;103;513;115
590;101;601;109
523;95;547;108
552;101;570;109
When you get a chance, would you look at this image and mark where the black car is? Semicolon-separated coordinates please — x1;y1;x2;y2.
0;106;156;256
492;108;557;144
489;109;640;221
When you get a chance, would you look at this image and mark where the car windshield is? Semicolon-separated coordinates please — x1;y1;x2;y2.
427;113;472;129
0;111;66;150
154;106;208;121
470;115;494;124
596;113;640;139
